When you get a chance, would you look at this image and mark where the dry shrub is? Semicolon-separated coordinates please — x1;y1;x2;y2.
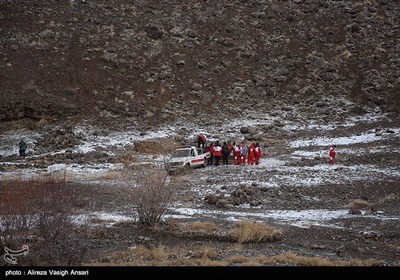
192;246;218;259
188;221;221;233
122;165;174;226
203;246;218;259
0;180;37;254
0;174;90;265
151;245;169;260
345;199;373;210
230;221;283;243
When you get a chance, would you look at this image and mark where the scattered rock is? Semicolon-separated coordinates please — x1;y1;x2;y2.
146;25;163;39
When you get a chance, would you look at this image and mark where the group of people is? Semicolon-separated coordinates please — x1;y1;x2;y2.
198;134;263;166
198;134;338;166
208;141;264;166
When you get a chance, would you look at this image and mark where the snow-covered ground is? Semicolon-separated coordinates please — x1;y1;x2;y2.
1;110;399;229
289;128;400;148
167;207;400;228
85;207;400;229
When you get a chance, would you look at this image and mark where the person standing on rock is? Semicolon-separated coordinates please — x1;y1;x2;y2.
18;138;27;157
328;145;336;165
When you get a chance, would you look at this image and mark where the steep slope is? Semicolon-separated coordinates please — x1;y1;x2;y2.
1;0;399;126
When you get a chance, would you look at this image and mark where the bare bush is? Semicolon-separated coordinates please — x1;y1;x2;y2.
0;173;90;265
0;180;37;251
122;165;174;226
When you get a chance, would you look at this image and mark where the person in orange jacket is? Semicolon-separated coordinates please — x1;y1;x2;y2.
329;145;336;165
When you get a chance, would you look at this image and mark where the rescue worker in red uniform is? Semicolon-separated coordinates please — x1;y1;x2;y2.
255;143;263;165
329;145;336;165
197;133;207;149
234;144;242;165
248;143;255;165
214;143;222;166
208;143;214;165
227;141;233;155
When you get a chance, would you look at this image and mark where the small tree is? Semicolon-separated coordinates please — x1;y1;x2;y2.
123;165;174;226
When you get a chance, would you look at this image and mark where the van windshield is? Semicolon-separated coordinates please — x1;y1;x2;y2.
172;149;191;158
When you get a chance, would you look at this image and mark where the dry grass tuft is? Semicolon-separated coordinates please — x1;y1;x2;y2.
228;255;248;264
230;221;284;243
89;245;381;267
345;199;373;210
204;247;218;259
192;246;218;259
152;245;170;260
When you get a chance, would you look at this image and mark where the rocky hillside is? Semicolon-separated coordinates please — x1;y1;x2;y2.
1;0;399;126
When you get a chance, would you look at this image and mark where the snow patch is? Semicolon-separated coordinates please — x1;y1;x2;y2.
289;129;399;148
168;207;400;228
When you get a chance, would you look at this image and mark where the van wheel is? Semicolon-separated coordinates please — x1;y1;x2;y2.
203;158;208;168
